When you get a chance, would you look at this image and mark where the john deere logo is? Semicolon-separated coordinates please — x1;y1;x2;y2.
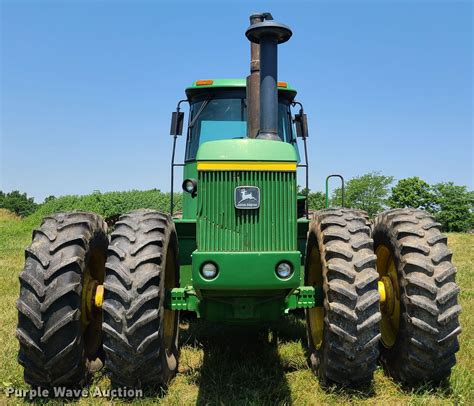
235;186;260;209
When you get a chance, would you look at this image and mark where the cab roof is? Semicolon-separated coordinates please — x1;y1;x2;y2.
185;78;297;99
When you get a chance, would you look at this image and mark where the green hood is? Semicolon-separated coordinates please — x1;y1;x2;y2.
196;139;298;162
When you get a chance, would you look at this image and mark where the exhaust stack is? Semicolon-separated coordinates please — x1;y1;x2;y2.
246;14;292;140
246;13;265;139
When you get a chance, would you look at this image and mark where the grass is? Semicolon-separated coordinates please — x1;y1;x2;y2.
0;210;473;405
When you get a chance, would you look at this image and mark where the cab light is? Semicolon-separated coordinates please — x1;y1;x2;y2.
196;80;214;86
277;81;288;88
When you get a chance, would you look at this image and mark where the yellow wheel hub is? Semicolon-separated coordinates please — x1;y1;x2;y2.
307;239;324;350
81;279;103;329
80;246;106;359
376;245;400;348
95;285;104;308
81;272;99;329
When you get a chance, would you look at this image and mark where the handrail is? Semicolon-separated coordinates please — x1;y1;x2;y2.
325;174;345;208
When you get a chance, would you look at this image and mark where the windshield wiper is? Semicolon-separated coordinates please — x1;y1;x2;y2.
189;96;212;128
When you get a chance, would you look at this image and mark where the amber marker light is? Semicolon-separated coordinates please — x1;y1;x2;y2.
196;80;214;86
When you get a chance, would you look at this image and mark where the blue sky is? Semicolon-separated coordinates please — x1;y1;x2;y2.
1;0;472;202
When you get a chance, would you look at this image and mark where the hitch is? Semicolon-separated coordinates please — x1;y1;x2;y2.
286;286;324;310
168;287;200;313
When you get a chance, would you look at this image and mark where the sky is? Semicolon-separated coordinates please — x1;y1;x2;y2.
1;0;472;202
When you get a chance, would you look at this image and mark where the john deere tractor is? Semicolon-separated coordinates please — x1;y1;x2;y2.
16;13;461;390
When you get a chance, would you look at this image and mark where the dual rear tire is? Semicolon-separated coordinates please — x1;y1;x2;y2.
16;209;179;389
306;208;461;387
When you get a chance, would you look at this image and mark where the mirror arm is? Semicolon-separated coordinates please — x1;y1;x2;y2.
170;99;189;215
292;100;304;115
292;100;310;218
176;99;188;113
302;134;309;218
170;134;178;215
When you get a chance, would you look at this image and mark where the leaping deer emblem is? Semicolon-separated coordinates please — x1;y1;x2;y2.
238;188;257;204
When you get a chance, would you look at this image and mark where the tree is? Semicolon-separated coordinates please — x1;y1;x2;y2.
44;195;56;203
0;190;37;217
307;191;326;211
432;182;474;232
388;177;436;212
298;186;326;211
332;172;394;217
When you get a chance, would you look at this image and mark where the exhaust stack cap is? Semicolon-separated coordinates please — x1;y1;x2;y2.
245;17;292;141
245;21;292;45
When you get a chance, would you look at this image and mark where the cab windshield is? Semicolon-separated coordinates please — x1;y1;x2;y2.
185;90;295;161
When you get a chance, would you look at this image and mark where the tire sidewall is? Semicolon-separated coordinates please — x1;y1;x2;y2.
304;227;329;379
159;224;180;382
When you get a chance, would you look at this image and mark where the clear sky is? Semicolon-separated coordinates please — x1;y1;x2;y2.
1;0;472;202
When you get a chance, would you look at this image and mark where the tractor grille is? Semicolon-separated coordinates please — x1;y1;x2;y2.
197;171;297;252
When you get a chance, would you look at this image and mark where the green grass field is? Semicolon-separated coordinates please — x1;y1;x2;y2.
0;209;472;405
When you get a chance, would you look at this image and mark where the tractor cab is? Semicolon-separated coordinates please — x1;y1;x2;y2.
183;79;299;161
170;78;309;222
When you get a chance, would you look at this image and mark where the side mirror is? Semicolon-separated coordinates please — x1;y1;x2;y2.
294;113;309;138
170;111;184;136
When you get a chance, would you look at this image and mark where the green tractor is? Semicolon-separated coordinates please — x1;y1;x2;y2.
16;13;461;390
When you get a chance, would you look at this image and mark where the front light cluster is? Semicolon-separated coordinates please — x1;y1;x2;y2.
199;261;294;281
182;178;197;197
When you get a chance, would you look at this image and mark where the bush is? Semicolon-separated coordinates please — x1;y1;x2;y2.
0;190;37;217
33;190;182;222
307;191;326;211
432;183;474;232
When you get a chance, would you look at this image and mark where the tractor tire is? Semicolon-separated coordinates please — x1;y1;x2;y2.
305;208;381;387
16;212;108;388
102;209;180;388
373;208;461;385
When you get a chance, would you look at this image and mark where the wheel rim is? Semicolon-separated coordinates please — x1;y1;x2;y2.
307;237;324;350
163;246;177;355
376;244;400;348
81;244;106;359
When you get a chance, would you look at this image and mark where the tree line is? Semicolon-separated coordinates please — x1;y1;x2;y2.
1;172;473;232
0;190;181;221
305;172;473;232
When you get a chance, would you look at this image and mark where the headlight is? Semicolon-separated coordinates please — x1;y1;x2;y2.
200;262;218;280
276;261;293;279
182;178;197;196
